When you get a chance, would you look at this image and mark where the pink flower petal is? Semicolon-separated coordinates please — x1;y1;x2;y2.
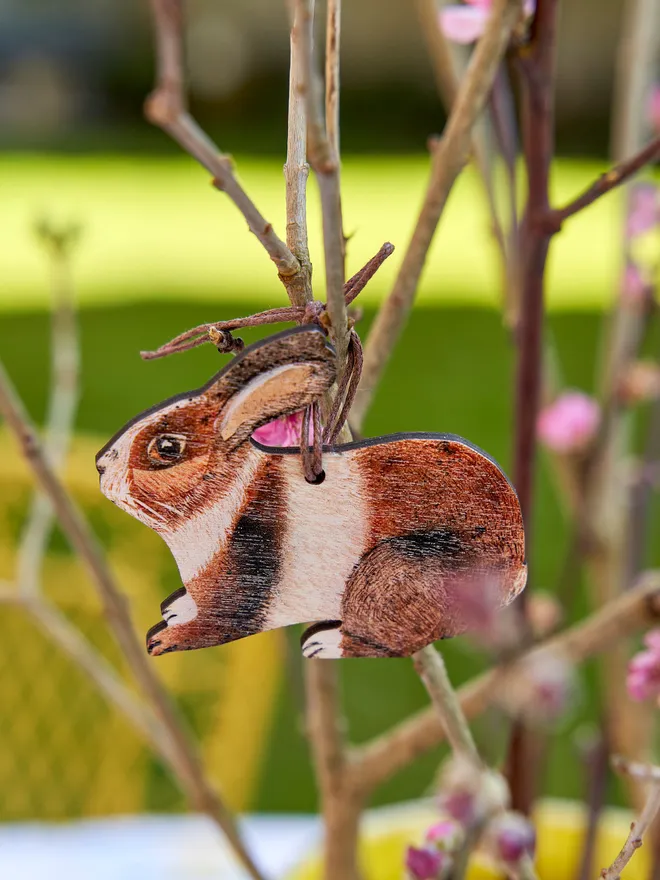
405;845;446;880
439;5;489;43
537;391;601;454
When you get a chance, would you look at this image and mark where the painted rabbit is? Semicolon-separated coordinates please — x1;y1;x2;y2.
96;326;526;659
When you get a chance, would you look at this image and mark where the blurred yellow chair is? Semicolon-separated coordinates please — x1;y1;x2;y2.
0;431;283;819
290;800;649;880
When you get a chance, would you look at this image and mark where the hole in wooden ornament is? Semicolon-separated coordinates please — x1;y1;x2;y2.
306;469;326;485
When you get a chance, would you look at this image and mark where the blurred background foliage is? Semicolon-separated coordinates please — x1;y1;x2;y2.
1;0;659;824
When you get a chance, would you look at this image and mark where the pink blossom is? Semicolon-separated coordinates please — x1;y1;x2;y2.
488;812;536;864
405;845;447;880
252;411;307;447
438;757;509;826
439;0;535;44
648;85;660;132
536;391;601;454
626;183;659;238
627;630;660;702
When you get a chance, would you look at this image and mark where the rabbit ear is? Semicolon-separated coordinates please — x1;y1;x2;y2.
205;327;336;446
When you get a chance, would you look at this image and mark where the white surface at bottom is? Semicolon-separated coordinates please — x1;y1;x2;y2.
0;814;322;880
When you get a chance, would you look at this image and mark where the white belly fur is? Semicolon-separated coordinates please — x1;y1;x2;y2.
266;451;369;629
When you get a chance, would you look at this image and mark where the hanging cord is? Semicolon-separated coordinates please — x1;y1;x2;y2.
300;401;324;483
323;330;363;445
140;242;393;361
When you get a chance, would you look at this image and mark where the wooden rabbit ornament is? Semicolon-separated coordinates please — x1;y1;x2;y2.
96;326;527;659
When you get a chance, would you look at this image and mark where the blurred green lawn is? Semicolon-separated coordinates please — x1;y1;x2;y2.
0;153;647;313
1;154;658;813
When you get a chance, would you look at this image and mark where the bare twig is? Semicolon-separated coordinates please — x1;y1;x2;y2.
412;645;480;764
0;361;265;880
1;591;168;752
325;0;345;272
611;0;660;161
549;134;660;226
506;0;561;814
285;1;314;306
352;571;660;794
145;0;301;295
352;0;524;429
286;7;361;877
140;242;393;361
613;757;660;783
296;0;349;367
18;222;80;596
415;0;513;321
602;759;660;880
578;0;660;811
576;728;610;880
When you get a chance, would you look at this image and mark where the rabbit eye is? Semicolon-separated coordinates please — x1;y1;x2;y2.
147;434;186;466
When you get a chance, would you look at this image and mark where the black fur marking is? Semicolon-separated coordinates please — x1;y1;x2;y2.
387;529;465;560
341;628;402;657
146;620;167;644
214;466;283;644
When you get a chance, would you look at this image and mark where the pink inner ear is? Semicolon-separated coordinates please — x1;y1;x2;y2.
252;410;313;447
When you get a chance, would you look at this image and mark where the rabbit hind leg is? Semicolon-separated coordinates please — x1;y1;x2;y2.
340;534;472;658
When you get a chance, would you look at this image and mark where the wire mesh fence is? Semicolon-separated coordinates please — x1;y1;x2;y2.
0;430;283;819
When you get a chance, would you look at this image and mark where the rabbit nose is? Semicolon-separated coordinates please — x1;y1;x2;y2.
96;460;106;476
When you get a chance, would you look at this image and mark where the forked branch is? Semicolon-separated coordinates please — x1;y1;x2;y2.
146;0;301;295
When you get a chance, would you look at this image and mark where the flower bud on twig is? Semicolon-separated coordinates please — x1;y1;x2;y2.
405;845;450;880
487;811;536;865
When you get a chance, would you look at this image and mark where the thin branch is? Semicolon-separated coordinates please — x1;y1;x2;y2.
610;0;660;161
352;0;524;429
0;361;265;880
18;224;80;596
305;661;347;798
285;0;314;306
352;571;660;794
140;242;394;361
1;591;168;754
296;0;350;368
145;0;301;296
505;0;561;814
576;0;660;812
412;645;480;764
305;658;364;880
613;757;660;783
415;0;513;321
602;765;660;880
550;134;660;225
325;0;345;272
